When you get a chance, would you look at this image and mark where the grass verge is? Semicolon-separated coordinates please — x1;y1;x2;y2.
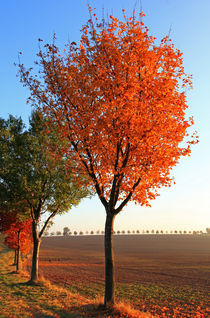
0;243;151;317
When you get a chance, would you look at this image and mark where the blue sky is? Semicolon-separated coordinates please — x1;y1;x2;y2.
0;0;209;233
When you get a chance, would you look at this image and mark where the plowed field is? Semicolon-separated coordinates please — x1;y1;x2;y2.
37;235;210;317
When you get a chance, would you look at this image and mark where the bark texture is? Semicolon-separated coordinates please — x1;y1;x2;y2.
104;212;115;307
30;220;41;282
16;230;20;272
13;250;17;266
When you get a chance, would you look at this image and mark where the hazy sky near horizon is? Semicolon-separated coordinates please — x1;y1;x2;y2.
0;0;209;232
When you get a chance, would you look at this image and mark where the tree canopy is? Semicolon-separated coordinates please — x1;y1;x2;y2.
0;112;92;281
18;9;197;211
0;113;91;227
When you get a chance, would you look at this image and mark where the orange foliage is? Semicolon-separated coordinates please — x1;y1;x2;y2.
4;219;33;255
19;7;198;211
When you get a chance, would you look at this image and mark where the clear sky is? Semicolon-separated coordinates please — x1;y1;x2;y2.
0;0;209;233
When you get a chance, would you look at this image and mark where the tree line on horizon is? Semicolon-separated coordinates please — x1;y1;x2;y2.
45;228;208;236
0;6;199;309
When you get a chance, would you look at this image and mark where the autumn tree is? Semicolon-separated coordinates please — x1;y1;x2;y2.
0;205;32;272
0;114;91;283
0;209;18;265
18;7;197;306
4;218;33;272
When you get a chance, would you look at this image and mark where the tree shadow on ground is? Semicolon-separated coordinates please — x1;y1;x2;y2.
35;303;127;318
5;279;128;317
6;281;92;317
63;303;130;318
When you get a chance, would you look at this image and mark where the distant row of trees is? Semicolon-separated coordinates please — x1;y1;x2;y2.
44;228;208;236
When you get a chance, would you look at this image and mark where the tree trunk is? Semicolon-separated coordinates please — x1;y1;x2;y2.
13;249;17;266
104;211;115;307
30;220;41;283
16;230;21;272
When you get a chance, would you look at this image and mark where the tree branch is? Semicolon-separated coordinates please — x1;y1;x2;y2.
70;139;108;209
39;209;58;238
114;177;141;215
109;142;121;209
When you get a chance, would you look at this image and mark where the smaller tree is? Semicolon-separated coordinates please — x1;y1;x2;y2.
63;227;70;236
56;231;61;236
90;231;94;235
74;231;77;235
4;218;33;272
79;231;83;235
0;113;92;283
206;228;210;235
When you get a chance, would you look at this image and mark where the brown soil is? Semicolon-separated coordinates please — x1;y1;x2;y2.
38;235;210;291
